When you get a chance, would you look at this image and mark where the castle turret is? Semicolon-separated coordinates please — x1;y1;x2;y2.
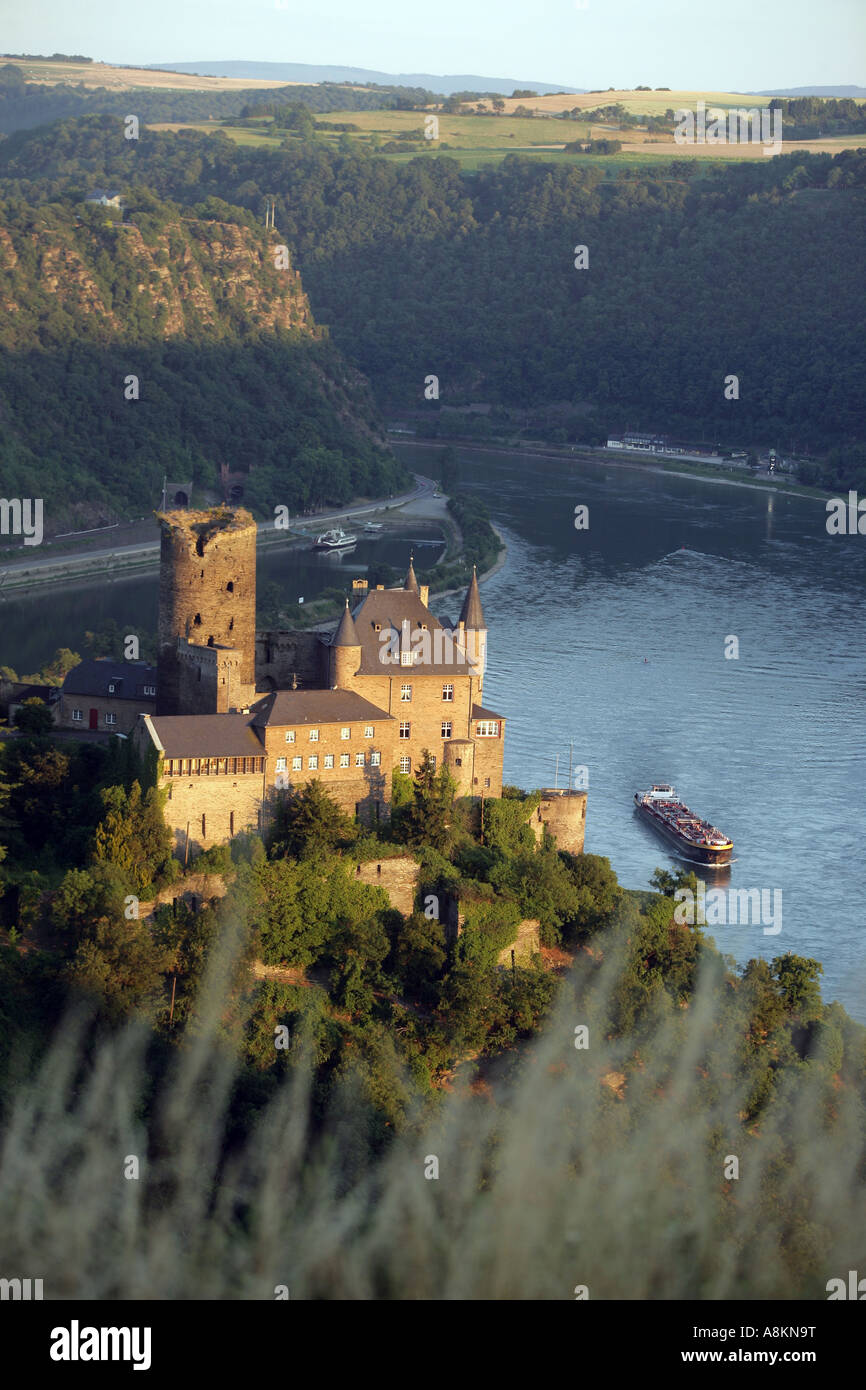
403;556;419;594
329;598;362;689
157;507;257;715
458;565;485;631
457;565;487;691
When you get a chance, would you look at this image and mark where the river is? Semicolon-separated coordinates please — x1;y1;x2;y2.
401;443;866;1022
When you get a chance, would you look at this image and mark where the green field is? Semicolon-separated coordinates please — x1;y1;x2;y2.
150;95;865;172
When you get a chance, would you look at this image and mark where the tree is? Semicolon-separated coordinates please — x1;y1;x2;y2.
389;909;447;1006
91;781;174;895
773;954;824;1021
13;698;54;736
438;445;459;494
266;780;353;860
66;915;174;1026
403;752;456;852
50;862;128;948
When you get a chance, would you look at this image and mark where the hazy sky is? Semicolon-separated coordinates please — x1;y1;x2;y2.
1;0;863;90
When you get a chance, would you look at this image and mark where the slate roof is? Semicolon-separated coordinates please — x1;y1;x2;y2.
350;588;481;677
250;689;391;727
459;566;485;630
471;702;505;722
62;659;157;701
147;714;264;758
331;599;360;648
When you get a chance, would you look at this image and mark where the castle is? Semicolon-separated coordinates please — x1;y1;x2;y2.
133;506;507;856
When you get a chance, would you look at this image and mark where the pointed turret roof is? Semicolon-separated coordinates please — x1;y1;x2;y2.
332;598;360;647
403;555;419;593
459;565;485;630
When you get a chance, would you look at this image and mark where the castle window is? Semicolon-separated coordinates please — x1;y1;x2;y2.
340;753;350;768
370;751;381;767
72;708;83;722
399;721;410;739
285;731;295;743
476;720;499;737
355;752;365;767
228;619;234;632
364;725;374;738
230;812;235;836
194;614;202;626
201;814;206;837
308;755;318;770
400;684;412;702
105;713;117;726
324;753;334;769
292;756;302;771
485;777;491;788
275;757;287;773
226;581;234;593
442;684;453;701
441;721;452;739
309;729;319;741
340;727;351;740
399;756;411;774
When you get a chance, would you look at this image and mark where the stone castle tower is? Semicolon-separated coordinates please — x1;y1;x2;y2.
157;507;257;716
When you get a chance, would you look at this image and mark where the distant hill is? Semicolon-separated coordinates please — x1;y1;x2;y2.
759;85;866;98
0;183;402;527
146;61;577;97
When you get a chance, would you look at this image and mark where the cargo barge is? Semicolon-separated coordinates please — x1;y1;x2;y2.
634;784;734;866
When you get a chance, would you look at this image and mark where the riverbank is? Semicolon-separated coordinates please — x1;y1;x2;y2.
394;436;834;505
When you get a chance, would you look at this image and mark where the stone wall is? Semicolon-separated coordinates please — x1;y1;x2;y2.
161;769;265;857
349;856;421;916
139;872;231;920
497;918;541;967
262;720;394;826
530;789;588;855
256;629;328;691
57;692;154;735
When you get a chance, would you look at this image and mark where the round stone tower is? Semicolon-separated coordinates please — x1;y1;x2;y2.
329;599;361;689
157;507;257;715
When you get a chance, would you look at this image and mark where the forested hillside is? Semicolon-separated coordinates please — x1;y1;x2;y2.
0;188;405;527
3;116;863;465
0;63;431;134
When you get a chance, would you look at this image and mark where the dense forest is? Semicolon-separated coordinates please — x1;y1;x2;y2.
0;715;864;1296
0;188;405;526
2;116;863;485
